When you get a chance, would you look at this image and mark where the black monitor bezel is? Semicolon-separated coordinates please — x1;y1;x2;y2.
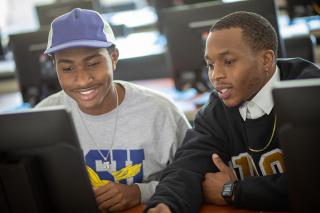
0;107;99;213
9;29;61;106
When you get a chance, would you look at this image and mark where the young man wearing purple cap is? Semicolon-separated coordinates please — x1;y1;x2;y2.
35;8;190;212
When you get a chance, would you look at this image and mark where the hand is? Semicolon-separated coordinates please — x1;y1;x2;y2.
202;154;237;205
146;203;172;213
94;182;141;212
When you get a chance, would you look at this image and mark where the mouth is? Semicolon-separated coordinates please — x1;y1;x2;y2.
75;86;99;101
215;86;232;100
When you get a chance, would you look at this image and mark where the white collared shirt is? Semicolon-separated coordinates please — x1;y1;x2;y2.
239;66;280;121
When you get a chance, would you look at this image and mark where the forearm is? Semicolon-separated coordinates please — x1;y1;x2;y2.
233;173;290;211
145;168;204;213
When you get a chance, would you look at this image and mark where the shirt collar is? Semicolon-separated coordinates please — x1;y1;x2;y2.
239;66;280;121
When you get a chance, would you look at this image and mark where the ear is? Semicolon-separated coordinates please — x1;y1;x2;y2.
262;50;275;74
110;48;119;71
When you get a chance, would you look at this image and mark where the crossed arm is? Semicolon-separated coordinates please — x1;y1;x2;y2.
147;154;236;213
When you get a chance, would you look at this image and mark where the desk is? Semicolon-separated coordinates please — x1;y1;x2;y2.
117;204;288;213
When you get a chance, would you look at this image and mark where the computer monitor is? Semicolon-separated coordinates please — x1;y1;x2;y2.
36;0;94;27
272;78;320;213
0;30;5;60
183;0;218;4
160;0;285;91
0;107;99;213
286;0;320;20
93;0;136;14
9;29;60;106
152;0;217;33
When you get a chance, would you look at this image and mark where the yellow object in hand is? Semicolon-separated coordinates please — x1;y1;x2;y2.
112;164;142;182
86;166;110;187
86;164;142;187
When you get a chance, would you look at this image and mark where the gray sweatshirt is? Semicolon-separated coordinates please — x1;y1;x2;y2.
36;80;190;202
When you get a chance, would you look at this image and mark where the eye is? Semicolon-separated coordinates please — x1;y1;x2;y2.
62;66;74;72
87;61;100;67
207;63;214;71
224;58;235;65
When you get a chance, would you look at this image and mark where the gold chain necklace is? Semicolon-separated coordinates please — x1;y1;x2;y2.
248;114;277;152
76;84;119;172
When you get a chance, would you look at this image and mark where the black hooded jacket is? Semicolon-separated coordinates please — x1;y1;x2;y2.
145;58;320;213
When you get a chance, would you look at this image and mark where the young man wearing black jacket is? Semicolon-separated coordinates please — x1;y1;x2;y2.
145;11;320;213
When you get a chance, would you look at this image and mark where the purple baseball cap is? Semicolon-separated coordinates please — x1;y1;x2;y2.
45;8;116;55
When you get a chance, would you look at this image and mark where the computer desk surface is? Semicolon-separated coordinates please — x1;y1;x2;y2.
117;203;289;213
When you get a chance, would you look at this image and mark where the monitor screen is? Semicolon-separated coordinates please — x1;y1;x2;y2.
36;0;94;27
0;107;99;213
272;78;320;213
9;29;60;106
286;0;320;20
160;0;285;91
152;0;218;34
0;30;5;60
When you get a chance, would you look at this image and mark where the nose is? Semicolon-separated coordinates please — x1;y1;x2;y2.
209;65;225;85
74;69;93;85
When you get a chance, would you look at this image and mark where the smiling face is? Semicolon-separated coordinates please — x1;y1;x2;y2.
205;27;272;108
54;47;119;115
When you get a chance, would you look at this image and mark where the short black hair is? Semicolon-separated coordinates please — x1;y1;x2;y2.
210;11;278;57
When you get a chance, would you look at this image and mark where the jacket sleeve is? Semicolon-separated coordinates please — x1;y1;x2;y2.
145;100;230;213
233;173;290;211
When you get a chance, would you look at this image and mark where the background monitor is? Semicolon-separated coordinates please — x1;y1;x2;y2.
92;0;136;14
286;0;320;20
0;107;99;213
273;78;320;213
9;29;60;106
160;0;286;91
0;30;5;60
151;0;217;33
36;0;94;27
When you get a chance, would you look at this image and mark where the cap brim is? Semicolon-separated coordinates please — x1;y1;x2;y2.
44;40;114;55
